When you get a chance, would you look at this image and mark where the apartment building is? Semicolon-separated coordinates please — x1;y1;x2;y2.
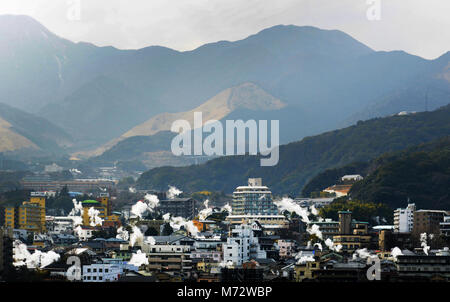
158;198;196;219
394;203;415;233
4;193;46;233
232;178;278;216
413;209;448;235
222;224;266;266
142;244;193;273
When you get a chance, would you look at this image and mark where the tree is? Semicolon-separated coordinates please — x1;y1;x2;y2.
162;223;173;236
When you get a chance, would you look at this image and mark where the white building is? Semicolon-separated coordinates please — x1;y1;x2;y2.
232;178;278;215
75;227;94;241
341;175;363;182
46;216;74;234
222;224;266;266
82;263;122;282
440;216;450;237
394;203;416;233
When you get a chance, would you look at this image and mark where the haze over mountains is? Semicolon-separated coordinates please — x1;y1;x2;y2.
137;104;450;195
0;14;449;164
0;103;72;155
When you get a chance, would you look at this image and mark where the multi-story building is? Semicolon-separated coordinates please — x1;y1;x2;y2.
396;255;450;280
142;244;193;274
222;224;266;266
158;198;196;219
413;209;448;235
82;263;122;282
80;194;119;227
232;178;278;215
4;193;46;233
440;216;450;237
225;214;287;227
333;211;371;252
338;210;352;234
0;227;13;277
21;177;115;193
46;216;74;234
307;219;339;239
278;240;296;259
190;251;222;264
394;203;415;233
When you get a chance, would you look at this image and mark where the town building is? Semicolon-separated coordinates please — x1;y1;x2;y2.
231;178;278;215
440;216;450;237
0;227;13;277
21;177;116;193
141;244;193;274
308;219;339;239
82;263;122;282
333;211;371;252
4;193;46;233
394;203;415;233
158;198;196;219
278;239;296;259
341;175;363;182
222;224;266;265
322;184;352;197
413;209;448;235
396;254;450;281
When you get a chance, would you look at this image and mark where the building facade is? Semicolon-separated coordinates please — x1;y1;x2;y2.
158;198;196;219
413;210;448;235
4;193;46;233
232;178;278;216
222;224;266;266
394;203;415;233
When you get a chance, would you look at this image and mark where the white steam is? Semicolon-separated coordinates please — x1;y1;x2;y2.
167;186;182;199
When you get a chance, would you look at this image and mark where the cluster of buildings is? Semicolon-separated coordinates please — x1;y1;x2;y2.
393;203;450;236
1;177;450;282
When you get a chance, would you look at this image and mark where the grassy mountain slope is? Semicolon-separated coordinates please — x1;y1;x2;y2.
0;103;72;154
80;82;285;159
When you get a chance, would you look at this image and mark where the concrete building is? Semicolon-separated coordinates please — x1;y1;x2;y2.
21;177;115;192
158;198;196;219
278;240;296;259
4;193;46;233
142;244;193;274
46;216;74;234
0;227;13;277
440;216;450;237
222;224;266;266
82;263;122;282
341;175;363;182
396;255;450;281
231;178;278;216
394;203;415;233
308;219;339;239
413;210;448;235
338;211;352;234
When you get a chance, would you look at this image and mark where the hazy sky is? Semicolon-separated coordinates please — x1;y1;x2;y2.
1;0;449;59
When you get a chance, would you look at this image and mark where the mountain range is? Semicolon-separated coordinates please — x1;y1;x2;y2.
0;103;72;156
136;104;450;195
0;14;449;167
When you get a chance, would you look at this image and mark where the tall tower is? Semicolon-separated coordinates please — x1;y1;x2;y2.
338;210;352;234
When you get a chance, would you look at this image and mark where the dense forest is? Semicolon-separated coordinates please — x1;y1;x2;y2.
349;137;450;210
137;104;450;195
